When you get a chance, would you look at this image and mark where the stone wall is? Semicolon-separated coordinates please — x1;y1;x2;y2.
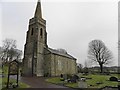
50;53;77;76
44;52;51;76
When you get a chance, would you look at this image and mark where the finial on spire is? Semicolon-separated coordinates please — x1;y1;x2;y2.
34;0;42;18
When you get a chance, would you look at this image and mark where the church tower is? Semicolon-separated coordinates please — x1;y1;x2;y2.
23;0;47;76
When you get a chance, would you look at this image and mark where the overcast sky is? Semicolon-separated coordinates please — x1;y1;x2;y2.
0;0;118;66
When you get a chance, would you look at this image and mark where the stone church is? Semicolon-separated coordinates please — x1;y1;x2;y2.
22;0;77;77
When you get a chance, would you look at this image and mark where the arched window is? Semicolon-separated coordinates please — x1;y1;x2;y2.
31;28;34;35
40;28;43;38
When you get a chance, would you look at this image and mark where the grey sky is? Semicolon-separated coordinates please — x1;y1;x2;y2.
0;0;118;66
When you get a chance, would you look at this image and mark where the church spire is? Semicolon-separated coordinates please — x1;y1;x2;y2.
34;0;42;19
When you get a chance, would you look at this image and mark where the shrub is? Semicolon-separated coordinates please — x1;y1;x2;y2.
73;74;79;80
60;74;63;78
60;78;64;81
109;76;118;81
67;74;72;79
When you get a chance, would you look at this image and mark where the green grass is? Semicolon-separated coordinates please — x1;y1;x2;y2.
46;74;120;88
2;65;8;75
46;77;64;84
46;77;77;88
80;74;119;88
46;77;78;88
65;83;78;88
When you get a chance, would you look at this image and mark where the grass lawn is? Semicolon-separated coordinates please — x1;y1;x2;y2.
46;77;64;84
46;74;120;88
82;74;119;88
1;64;30;89
65;83;78;88
46;77;78;88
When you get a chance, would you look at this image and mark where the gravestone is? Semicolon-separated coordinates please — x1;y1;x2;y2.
73;74;79;80
6;60;19;88
78;73;82;78
63;74;67;80
70;75;79;83
78;80;87;88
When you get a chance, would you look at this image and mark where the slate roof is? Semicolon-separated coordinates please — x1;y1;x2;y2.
47;48;76;60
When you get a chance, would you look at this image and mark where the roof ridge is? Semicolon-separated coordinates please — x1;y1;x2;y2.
47;47;76;60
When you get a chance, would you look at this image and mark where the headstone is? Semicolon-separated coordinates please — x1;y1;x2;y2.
73;74;79;80
78;80;87;88
81;78;86;82
78;73;82;78
63;74;67;80
70;75;79;83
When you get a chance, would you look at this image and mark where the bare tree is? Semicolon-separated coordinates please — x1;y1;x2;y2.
83;60;89;74
84;60;88;68
0;47;4;59
88;40;113;73
8;48;22;62
77;63;83;73
14;49;22;60
0;38;22;63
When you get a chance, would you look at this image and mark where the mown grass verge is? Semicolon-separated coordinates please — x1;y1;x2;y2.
46;74;120;88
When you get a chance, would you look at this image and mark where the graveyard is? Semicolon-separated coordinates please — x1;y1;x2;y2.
46;73;120;88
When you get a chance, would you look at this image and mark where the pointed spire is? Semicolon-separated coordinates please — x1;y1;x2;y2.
34;0;42;19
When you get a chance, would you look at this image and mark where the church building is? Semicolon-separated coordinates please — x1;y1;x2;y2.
22;0;77;77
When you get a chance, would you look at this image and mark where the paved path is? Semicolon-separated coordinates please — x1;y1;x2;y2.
20;76;76;89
